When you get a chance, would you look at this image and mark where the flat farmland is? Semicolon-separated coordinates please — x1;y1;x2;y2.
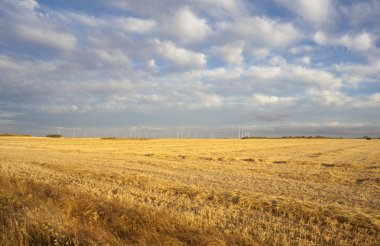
0;137;379;245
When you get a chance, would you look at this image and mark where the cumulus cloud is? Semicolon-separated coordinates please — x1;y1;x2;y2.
313;31;328;45
61;12;102;27
339;0;380;30
16;25;77;51
312;31;376;53
147;59;156;69
211;41;245;65
153;39;207;68
95;49;129;65
177;67;245;83
301;56;311;64
308;89;380;108
288;66;342;89
250;48;270;59
339;33;374;52
0;0;77;53
277;0;335;27
193;0;239;13
0;54;56;74
182;67;227;80
218;16;301;48
308;89;350;107
162;6;211;43
247;66;282;80
14;0;39;10
252;94;294;106
116;17;157;33
0;55;24;72
289;45;313;55
243;64;341;91
0;0;379;135
182;93;223;109
336;60;380;77
370;93;380;103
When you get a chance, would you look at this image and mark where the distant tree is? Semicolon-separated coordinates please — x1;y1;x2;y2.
46;134;62;138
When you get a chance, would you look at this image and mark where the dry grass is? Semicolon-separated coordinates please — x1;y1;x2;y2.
0;137;379;245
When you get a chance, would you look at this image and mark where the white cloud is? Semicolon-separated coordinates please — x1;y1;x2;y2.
352;93;380;108
57;11;103;27
16;25;76;51
288;66;341;89
153;39;207;68
194;0;238;12
186;93;222;109
0;1;77;52
39;105;81;114
341;76;364;86
252;94;294;106
308;89;350;106
301;56;311;64
147;59;156;69
313;31;375;53
340;0;380;29
95;49;129;65
339;33;374;52
180;67;243;82
163;6;211;43
16;0;39;10
250;48;270;59
1;0;379;131
97;0;243;19
116;17;156;33
0;54;56;74
248;66;282;80
202;94;222;107
336;60;380;77
308;89;380;108
59;12;157;34
219;16;300;48
370;93;380;103
211;41;245;65
269;56;287;66
313;31;328;45
0;55;23;72
289;45;313;55
277;0;335;27
183;67;227;80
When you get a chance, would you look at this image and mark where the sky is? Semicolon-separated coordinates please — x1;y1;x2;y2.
0;0;380;137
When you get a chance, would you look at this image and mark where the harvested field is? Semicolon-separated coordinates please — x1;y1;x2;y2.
0;137;379;245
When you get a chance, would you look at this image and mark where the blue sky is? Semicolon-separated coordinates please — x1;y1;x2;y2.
0;0;380;137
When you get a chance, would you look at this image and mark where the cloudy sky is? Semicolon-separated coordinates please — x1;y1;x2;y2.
0;0;380;137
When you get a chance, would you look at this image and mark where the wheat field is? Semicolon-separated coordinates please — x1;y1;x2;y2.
0;137;379;245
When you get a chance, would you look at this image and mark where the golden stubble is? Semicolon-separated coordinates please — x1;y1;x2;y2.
0;137;379;245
